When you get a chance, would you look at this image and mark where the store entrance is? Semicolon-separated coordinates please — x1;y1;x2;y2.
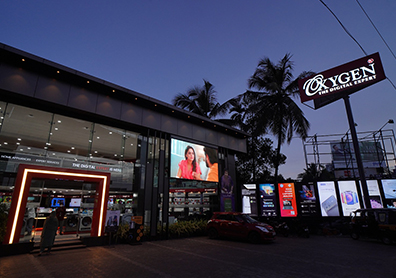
4;164;111;245
20;178;99;244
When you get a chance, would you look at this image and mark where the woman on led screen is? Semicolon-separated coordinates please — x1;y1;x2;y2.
176;145;202;180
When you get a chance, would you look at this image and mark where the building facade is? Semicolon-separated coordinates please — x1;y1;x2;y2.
0;43;248;245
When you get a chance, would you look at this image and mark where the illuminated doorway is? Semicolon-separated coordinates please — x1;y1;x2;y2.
3;164;110;245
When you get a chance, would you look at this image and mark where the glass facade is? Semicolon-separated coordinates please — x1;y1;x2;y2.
0;101;145;241
0;101;224;242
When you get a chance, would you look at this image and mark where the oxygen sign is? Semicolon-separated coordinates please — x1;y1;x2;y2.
299;52;386;103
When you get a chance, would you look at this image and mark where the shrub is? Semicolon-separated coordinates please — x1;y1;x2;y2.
0;203;9;243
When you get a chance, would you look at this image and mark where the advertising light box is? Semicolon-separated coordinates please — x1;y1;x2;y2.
359;180;383;208
317;181;340;217
242;184;257;216
278;183;297;217
338;181;361;216
380;179;396;209
296;182;318;216
259;183;277;217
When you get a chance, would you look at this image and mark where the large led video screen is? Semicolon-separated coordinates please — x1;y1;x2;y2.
338;181;361;216
170;138;219;182
278;183;298;217
259;183;277;217
317;181;340;217
359;180;383;208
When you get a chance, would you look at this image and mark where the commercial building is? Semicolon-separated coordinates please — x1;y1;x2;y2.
0;43;248;248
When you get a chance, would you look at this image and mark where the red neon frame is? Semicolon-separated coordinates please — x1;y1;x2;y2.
3;164;110;245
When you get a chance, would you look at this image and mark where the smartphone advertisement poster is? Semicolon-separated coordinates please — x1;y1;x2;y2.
278;183;298;217
380;179;396;209
359;180;383;208
338;180;361;216
317;181;340;217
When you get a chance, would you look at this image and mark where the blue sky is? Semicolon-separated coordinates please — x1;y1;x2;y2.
1;1;396;179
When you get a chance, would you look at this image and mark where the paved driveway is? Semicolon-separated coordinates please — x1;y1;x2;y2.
1;235;395;278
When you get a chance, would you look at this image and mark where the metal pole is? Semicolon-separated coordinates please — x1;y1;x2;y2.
343;96;371;208
379;129;391;177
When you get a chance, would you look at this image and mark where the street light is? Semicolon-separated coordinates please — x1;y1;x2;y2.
376;119;394;133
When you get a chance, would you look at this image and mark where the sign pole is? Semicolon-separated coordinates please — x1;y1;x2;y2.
343;96;371;208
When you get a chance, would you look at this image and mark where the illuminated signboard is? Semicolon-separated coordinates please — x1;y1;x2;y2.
259;183;277;217
278;183;297;217
242;184;257;216
298;52;386;109
380;179;396;209
359;180;383;208
317;181;340;217
338;181;361;216
296;182;318;216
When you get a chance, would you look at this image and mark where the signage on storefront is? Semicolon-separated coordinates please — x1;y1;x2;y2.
298;52;386;108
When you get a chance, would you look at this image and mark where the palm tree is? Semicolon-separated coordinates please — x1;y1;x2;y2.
244;53;313;182
172;79;230;120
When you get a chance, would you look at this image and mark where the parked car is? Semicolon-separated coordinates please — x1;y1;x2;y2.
207;212;276;243
350;208;396;245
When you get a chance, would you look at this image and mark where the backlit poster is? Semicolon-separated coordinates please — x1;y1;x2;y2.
296;182;318;216
242;184;257;216
278;183;297;217
338;181;361;217
380;179;396;209
359;180;383;208
259;183;277;217
317;181;340;217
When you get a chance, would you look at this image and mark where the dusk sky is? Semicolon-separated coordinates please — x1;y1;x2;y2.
1;1;396;179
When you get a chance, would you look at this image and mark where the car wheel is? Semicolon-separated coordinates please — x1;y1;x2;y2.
382;235;392;245
350;232;359;240
248;232;261;244
208;228;219;239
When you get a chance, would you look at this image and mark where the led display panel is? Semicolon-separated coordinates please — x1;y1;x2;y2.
170;138;218;182
317;181;340;217
338;181;361;216
259;183;277;217
278;183;297;217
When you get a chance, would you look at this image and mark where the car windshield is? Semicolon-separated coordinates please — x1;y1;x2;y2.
237;214;258;223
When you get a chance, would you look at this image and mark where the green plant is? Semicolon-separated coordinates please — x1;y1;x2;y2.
168;219;207;238
0;203;9;243
116;223;130;241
